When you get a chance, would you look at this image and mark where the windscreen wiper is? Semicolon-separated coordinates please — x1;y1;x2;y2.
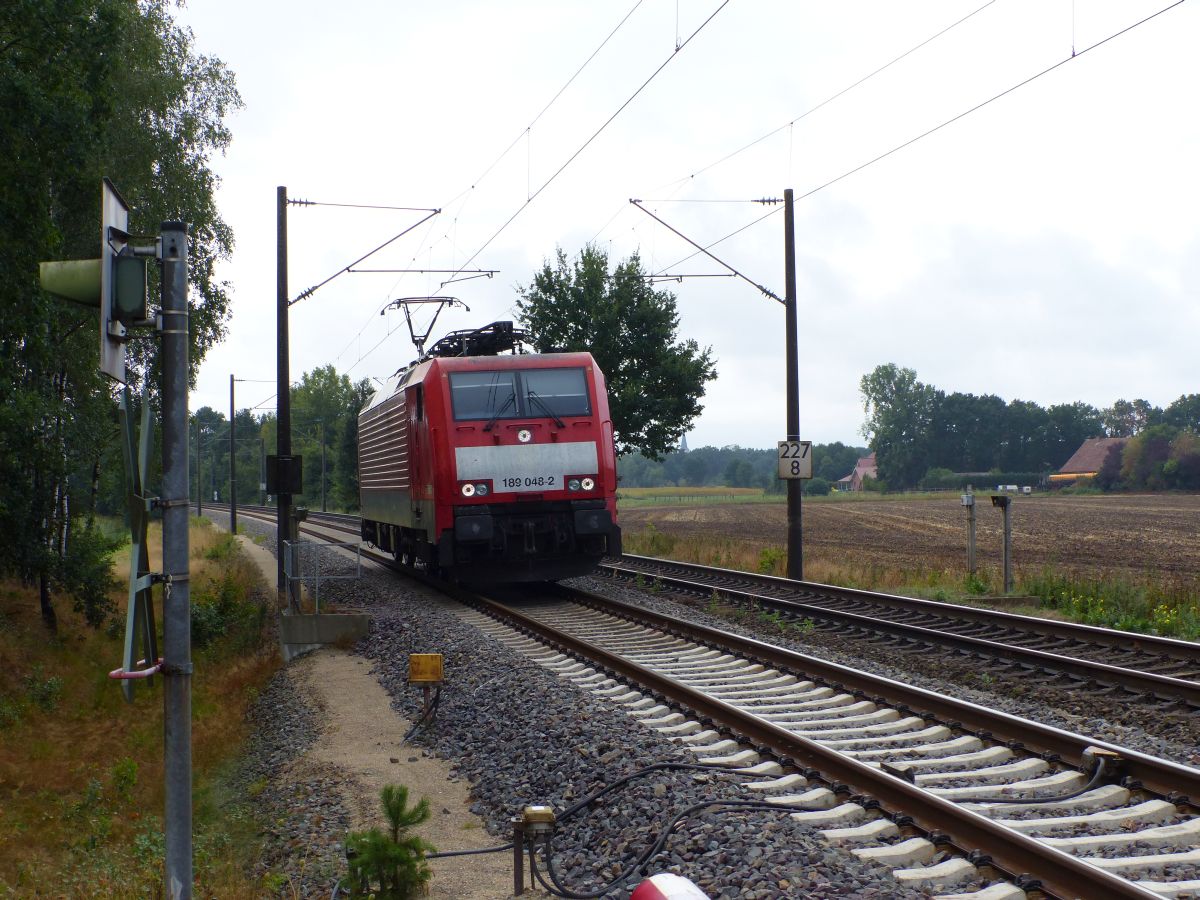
483;393;516;431
527;389;565;429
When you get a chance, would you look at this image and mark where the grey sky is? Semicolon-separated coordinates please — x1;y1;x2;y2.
179;0;1199;448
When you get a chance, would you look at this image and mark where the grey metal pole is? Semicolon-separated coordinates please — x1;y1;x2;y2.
229;374;237;535
160;221;192;900
783;188;802;580
260;438;266;506
277;186;293;604
195;421;201;517
967;485;976;576
321;421;327;513
1002;501;1013;593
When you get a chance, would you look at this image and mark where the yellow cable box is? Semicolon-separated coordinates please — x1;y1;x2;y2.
408;653;444;684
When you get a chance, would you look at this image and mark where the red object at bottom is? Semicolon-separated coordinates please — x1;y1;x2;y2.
630;873;710;900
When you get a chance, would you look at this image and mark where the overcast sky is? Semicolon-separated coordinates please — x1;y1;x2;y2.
177;0;1199;450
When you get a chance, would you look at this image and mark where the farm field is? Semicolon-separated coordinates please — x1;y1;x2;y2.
618;492;1200;590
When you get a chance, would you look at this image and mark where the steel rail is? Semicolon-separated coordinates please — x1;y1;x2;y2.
611;553;1200;663
603;561;1200;707
558;586;1200;802
222;509;1192;896
464;586;1168;900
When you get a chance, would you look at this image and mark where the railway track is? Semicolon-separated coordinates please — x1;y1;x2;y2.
218;505;1200;895
599;555;1200;709
459;584;1200;899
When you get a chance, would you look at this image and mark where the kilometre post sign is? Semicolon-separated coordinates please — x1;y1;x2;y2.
777;440;812;479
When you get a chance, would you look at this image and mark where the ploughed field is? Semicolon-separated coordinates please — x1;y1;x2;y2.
617;493;1200;585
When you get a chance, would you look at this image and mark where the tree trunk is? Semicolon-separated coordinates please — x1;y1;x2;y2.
39;567;57;634
89;458;100;527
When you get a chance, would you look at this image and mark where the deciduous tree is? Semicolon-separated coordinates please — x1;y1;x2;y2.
516;245;717;460
1;0;240;629
859;363;938;489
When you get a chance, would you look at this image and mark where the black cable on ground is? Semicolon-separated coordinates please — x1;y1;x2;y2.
400;684;442;744
530;799;798;899
557;761;771;823
935;755;1115;805
427;843;515;859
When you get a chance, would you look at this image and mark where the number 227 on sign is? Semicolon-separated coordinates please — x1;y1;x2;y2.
776;441;813;479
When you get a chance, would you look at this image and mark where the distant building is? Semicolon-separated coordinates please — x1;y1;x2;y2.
836;452;877;491
679;433;689;453
1049;437;1127;485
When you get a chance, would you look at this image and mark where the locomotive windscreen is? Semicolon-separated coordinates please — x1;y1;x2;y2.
450;368;591;421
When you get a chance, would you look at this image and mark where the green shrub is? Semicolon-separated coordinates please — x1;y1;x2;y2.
24;666;64;712
757;547;785;575
111;758;138;803
343;784;434;899
804;477;831;496
0;695;20;729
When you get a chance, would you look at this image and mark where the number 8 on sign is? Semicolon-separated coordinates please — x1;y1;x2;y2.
777;440;813;480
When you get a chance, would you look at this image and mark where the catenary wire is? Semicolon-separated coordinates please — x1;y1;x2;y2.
658;0;998;195
654;0;1189;276
438;1;731;289
321;4;645;375
334;1;729;380
589;0;998;253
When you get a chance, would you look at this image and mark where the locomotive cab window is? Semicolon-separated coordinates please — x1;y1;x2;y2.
450;371;517;421
522;368;590;417
449;368;590;421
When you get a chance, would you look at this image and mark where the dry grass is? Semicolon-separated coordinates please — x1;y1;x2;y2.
619;486;764;498
621;495;1200;637
0;517;280;897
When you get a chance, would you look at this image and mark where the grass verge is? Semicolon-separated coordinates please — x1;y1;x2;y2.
0;517;279;897
622;525;1200;640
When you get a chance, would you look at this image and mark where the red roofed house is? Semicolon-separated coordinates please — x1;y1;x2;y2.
836;452;878;491
1049;437;1127;485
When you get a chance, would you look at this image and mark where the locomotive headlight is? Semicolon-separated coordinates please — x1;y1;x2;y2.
461;483;476;497
567;478;582;491
581;477;595;491
517;428;532;443
475;483;489;496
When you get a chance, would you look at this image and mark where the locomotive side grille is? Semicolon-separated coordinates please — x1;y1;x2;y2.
359;393;409;491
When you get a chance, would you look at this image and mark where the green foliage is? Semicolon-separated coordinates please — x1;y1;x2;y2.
110;757;138;803
24;665;64;712
344;784;434;900
618;442;869;490
0;695;21;729
0;0;241;627
517;245;717;460
1099;426;1200;492
757;547;785;575
804;476;831;496
1022;570;1199;639
861;476;888;493
859;363;1116;490
963;572;990;595
860;363;938;489
58;519;122;627
190;568;263;653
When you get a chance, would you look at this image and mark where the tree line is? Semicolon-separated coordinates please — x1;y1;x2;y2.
1;1;240;631
184;367;372;515
1094;427;1200;492
860;363;1200;490
618;443;867;495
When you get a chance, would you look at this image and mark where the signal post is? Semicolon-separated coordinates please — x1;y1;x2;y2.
41;180;194;899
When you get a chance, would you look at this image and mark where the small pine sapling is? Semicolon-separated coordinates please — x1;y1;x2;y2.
344;784;435;899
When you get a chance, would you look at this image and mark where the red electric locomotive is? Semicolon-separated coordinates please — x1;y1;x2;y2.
358;322;622;582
